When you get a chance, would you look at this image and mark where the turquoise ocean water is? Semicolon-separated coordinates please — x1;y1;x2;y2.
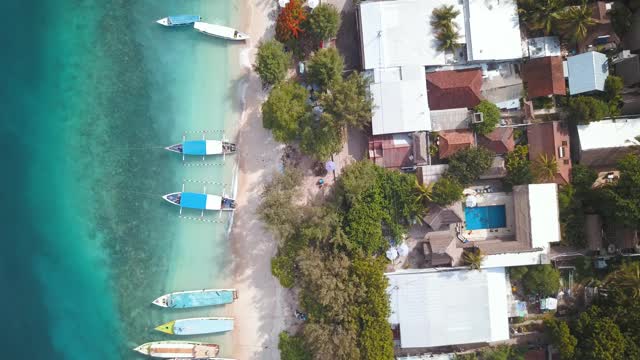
1;0;241;358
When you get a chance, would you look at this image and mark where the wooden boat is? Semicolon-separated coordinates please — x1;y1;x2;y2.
155;317;234;335
193;22;249;41
156;15;201;27
162;191;236;212
133;341;218;358
152;288;238;308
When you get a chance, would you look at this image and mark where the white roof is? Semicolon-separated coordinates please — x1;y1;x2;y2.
370;66;431;135
526;36;561;58
387;268;510;348
205;194;222;210
578;117;640;150
359;0;465;69
483;250;547;268
528;183;561;249
205;140;223;155
567;51;609;94
465;0;523;61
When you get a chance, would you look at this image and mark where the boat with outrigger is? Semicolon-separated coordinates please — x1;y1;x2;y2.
134;341;218;358
155;317;234;335
152;288;238;308
166;133;236;161
156;15;201;27
163;184;236;217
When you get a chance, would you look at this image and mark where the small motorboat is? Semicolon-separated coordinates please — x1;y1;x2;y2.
133;341;219;358
162;191;236;212
155;317;234;335
165;140;236;159
152;288;238;308
156;15;201;27
193;22;249;41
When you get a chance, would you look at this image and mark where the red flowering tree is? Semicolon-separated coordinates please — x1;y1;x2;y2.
276;0;307;43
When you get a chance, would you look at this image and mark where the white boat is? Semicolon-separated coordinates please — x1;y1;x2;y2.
156;15;201;27
133;341;219;358
152;288;238;308
193;22;249;41
155;317;234;335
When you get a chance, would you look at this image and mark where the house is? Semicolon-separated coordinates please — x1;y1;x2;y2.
527;121;572;184
368;66;431;135
368;134;415;169
477;127;515;155
386;267;510;349
426;69;483;110
613;51;640;86
525;36;561;59
438;129;475;158
465;0;523;62
577;1;620;53
480;62;524;110
577;117;640;169
430;108;474;131
522;56;567;98
421;184;561;268
566;51;609;95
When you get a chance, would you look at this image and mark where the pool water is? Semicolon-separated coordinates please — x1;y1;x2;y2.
464;205;507;230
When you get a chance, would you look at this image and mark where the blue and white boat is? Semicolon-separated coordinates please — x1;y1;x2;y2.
165;139;236;160
155;317;234;335
162;190;236;213
152;288;238;308
156;15;201;27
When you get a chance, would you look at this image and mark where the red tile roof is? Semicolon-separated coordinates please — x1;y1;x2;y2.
522;56;566;98
438;130;475;158
478;127;515;154
368;134;413;169
527;121;572;184
426;69;483;110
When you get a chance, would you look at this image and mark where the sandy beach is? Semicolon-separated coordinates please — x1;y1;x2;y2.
230;1;291;359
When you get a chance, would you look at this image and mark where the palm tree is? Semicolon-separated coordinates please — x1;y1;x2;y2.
436;26;460;52
532;153;558;183
414;180;434;205
463;247;484;270
518;0;566;35
605;262;640;299
431;5;461;52
555;3;596;43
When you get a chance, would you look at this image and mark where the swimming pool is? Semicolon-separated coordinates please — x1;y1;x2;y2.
464;205;507;230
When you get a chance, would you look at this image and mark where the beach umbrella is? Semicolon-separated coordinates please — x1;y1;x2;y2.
279;0;290;7
397;243;409;257
325;160;336;172
386;247;398;261
465;195;478;208
308;0;320;9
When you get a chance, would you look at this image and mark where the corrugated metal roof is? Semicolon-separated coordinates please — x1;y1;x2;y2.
567;51;609;94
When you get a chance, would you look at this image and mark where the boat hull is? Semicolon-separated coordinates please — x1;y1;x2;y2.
152;289;238;308
194;22;249;41
157;15;201;27
156;317;234;335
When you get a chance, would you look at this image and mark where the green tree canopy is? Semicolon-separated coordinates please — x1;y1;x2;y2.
319;72;373;129
544;318;577;360
571;164;598;192
463;247;485;270
254;40;292;86
446;146;495;186
305;3;341;41
481;345;526;360
605;75;624;102
517;0;566;35
307;48;344;90
504;145;533;188
555;4;597;43
279;331;312;360
610;2;633;37
262;81;310;142
574;306;628;360
567;96;609;125
520;264;560;296
431;177;464;206
300;113;343;161
473;100;502;135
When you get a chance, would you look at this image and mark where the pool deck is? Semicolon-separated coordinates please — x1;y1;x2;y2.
461;192;515;242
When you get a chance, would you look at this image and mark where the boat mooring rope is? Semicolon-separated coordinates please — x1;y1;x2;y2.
182;162;227;167
178;215;228;224
182;179;228;186
182;130;226;134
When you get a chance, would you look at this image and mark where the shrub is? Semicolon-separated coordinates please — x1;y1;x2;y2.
473;100;501;135
567;96;609;125
504;145;533;188
262;81;310;142
279;331;311;360
305;4;341;40
521;265;560;297
254;40;291;86
446;146;494;186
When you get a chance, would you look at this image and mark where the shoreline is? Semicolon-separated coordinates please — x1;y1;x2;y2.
230;1;290;359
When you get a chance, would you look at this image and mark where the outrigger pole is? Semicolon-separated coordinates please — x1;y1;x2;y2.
179;183;185;215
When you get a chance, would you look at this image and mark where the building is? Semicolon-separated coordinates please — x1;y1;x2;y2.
613;51;640;86
577;117;640;169
525;36;561;59
577;1;620;53
566;51;609;95
387;267;510;349
420;184;561;268
430;108;474;131
522;56;567;98
477;127;515;155
465;0;522;62
426;69;483;110
369;66;431;135
368;134;415;169
527;121;572;184
438;129;475;158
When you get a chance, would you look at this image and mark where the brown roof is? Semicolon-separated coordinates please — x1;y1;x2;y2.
527;121;572;184
478;127;515;154
591;1;610;23
522;56;566;98
426;69;483;110
368;134;413;169
438;129;475;158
